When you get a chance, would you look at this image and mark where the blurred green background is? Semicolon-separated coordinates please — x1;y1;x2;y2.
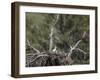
26;12;89;64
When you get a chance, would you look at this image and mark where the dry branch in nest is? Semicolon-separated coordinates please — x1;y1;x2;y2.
26;51;73;67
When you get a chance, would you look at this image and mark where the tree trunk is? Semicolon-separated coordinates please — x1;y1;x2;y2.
49;26;54;51
49;15;59;52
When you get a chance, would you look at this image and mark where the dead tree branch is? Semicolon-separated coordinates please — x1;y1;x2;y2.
76;48;87;54
30;54;49;63
49;15;59;52
68;31;87;57
27;39;40;54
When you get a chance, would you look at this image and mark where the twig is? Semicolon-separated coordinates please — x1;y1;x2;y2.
68;31;87;57
30;54;49;62
76;48;87;54
73;40;82;49
26;39;40;53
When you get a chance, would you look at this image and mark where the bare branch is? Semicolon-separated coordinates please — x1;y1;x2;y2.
33;48;40;53
68;40;82;57
67;31;87;57
27;39;31;47
49;26;54;51
72;31;87;49
30;54;49;62
73;40;82;49
76;48;87;54
26;39;40;53
82;31;86;39
53;15;59;26
49;15;60;52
